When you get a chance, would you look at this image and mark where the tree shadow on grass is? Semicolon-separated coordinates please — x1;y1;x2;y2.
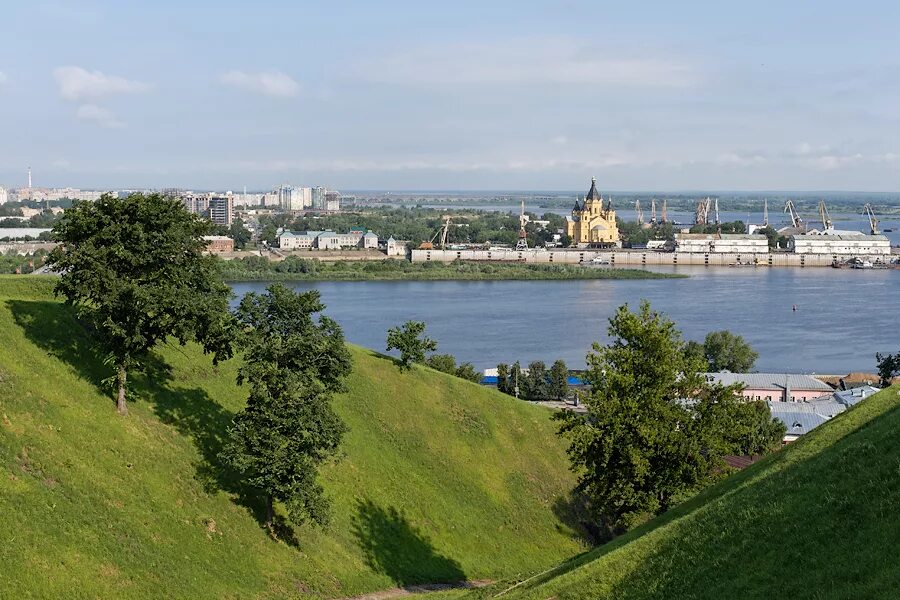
8;299;115;402
352;498;466;586
552;490;605;547
7;298;300;546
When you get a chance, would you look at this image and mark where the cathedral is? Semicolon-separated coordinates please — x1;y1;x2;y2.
565;177;620;247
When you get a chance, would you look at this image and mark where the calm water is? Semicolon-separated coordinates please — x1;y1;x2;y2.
230;267;899;375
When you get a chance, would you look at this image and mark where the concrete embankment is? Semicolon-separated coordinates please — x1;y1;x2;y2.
411;248;897;267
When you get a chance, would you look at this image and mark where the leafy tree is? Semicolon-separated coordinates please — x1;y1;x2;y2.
47;193;235;415
509;361;523;398
455;362;482;383
757;226;779;249
875;352;900;387
556;301;781;535
496;363;510;394
229;218;252;249
426;353;457;375
223;285;351;530
523;361;549;400
549;360;569;400
703;330;759;372
386;321;437;370
682;340;706;365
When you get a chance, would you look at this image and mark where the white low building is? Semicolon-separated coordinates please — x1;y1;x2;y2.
278;230;379;250
675;233;769;253
789;233;891;255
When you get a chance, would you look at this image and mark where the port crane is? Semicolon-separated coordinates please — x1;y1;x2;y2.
864;203;880;235
419;215;453;250
650;199;657;225
695;197;711;225
763;198;769;227
784;200;803;228
515;201;529;250
714;197;720;228
661;199;668;223
635;200;645;226
818;200;833;230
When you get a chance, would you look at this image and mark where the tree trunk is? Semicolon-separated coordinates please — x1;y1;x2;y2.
117;364;128;416
266;495;274;529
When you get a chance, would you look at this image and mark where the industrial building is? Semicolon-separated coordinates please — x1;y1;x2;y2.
789;232;890;255
565;177;620;247
202;235;234;253
675;233;770;253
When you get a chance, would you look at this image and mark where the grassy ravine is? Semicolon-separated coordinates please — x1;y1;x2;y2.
216;258;683;282
0;276;586;599
454;385;900;600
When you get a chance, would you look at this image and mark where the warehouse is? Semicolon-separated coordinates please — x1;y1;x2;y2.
789;233;890;255
674;233;769;253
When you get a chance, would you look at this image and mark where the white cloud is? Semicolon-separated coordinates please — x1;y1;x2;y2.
219;70;300;97
355;37;697;87
75;104;124;128
53;66;149;102
0;71;7;85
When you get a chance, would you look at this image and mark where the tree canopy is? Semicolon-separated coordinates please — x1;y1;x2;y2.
223;284;352;530
46;192;234;414
556;301;783;536
386;320;437;370
875;351;900;387
685;330;759;373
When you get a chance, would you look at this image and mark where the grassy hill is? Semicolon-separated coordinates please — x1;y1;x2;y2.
461;384;900;600
0;277;586;599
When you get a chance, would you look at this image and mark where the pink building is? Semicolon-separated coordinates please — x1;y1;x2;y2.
703;372;833;402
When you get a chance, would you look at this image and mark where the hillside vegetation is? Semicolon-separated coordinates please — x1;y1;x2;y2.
460;384;900;600
0;277;585;599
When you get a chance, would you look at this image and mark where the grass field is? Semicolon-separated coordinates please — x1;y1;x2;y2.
457;383;900;600
0;276;586;599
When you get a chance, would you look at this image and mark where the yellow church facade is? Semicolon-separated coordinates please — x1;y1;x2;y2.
565;177;620;247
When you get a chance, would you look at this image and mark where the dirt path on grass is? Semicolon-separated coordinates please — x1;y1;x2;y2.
340;580;493;600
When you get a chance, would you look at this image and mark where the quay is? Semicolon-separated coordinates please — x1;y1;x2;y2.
411;248;898;268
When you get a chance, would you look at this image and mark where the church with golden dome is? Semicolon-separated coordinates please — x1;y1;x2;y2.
565;177;620;247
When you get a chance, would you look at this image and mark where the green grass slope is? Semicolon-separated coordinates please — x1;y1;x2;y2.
0;277;585;599
467;384;900;600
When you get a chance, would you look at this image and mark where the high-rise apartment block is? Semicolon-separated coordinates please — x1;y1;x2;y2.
208;196;234;226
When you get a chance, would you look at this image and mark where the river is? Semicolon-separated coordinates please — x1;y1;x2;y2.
230;266;898;376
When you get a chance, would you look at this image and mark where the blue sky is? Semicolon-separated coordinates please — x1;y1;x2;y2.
2;1;900;191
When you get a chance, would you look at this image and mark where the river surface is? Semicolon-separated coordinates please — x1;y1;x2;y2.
230;266;898;375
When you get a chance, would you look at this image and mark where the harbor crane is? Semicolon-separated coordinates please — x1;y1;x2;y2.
818;200;833;230
635;200;645;226
695;197;711;225
714;197;720;227
515;200;529;250
650;199;657;225
784;200;803;228
864;203;880;235
763;198;769;227
661;199;668;223
419;215;453;250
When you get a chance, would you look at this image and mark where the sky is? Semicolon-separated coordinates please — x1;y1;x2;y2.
2;1;900;191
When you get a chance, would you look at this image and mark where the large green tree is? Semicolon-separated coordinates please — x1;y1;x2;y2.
549;359;569;400
385;320;437;370
46;193;234;415
702;330;759;372
875;351;899;387
556;301;782;536
224;285;352;530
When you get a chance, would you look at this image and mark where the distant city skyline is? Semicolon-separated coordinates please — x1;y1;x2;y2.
3;1;900;191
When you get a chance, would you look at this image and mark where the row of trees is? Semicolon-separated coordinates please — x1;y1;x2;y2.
496;360;570;401
48;193;350;532
384;320;481;382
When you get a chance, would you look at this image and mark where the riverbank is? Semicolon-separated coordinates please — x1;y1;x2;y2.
218;257;684;282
